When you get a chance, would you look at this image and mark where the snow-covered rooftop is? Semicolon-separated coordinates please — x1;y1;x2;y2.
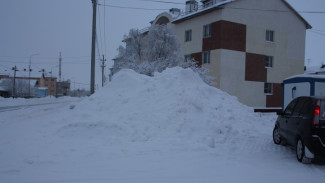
285;73;325;81
172;0;235;23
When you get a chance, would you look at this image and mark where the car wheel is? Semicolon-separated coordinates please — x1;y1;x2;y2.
273;126;281;145
296;138;312;163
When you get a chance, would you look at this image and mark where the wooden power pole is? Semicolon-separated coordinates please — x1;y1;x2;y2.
101;55;106;87
90;0;97;94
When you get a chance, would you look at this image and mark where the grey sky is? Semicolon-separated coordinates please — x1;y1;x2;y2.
0;0;324;90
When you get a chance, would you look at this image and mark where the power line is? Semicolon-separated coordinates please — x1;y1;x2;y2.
139;0;183;5
0;60;90;65
0;56;90;60
97;5;104;58
104;0;107;57
309;30;325;36
97;4;169;11
299;11;325;14
225;7;325;14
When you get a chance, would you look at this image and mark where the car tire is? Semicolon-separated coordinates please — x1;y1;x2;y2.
296;138;312;164
273;126;281;145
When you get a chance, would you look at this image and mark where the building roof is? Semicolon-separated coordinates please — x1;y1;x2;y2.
284;74;325;83
173;0;234;24
172;0;311;29
281;0;312;29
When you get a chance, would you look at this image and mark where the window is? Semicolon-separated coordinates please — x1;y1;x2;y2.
264;83;273;94
184;55;191;62
284;98;297;116
202;51;210;64
265;56;273;68
266;30;274;42
203;24;211;38
185;30;192;42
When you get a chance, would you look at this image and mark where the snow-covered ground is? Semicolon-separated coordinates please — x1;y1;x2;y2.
1;67;324;183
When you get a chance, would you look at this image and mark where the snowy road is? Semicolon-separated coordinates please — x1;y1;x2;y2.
0;101;76;113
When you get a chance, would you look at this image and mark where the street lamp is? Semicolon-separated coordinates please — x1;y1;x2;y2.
29;53;39;97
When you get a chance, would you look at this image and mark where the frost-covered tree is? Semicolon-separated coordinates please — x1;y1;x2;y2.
113;25;215;85
0;78;37;97
146;25;179;62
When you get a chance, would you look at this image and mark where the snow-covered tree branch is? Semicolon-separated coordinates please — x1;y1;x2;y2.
113;25;214;85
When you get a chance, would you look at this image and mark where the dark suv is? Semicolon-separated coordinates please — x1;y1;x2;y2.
273;96;325;163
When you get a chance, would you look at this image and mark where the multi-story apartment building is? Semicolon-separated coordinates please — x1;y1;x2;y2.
151;0;311;108
115;0;311;108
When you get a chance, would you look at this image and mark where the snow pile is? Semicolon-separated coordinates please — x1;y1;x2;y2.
2;67;325;183
54;67;269;152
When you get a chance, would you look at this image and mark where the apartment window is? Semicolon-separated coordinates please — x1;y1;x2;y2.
185;30;192;42
202;0;213;8
184;54;191;62
202;51;211;64
265;56;273;68
266;30;274;42
264;83;273;94
203;24;211;38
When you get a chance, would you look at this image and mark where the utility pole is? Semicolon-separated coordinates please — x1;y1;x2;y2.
12;66;18;98
29;53;39;97
101;54;106;87
59;52;62;82
90;0;97;94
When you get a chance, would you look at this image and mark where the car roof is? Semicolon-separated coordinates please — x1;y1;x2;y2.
297;96;325;100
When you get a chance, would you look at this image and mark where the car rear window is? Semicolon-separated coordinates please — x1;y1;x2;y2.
321;100;325;120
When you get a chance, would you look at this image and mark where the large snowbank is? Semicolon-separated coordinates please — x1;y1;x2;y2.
1;67;324;183
56;67;269;152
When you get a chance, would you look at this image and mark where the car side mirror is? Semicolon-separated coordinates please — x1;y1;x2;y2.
277;111;283;116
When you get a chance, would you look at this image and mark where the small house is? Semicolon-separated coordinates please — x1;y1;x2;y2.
283;74;325;109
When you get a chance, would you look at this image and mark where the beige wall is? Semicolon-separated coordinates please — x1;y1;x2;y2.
222;0;306;82
159;0;308;107
173;10;222;56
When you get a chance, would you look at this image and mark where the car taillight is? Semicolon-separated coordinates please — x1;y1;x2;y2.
312;100;320;127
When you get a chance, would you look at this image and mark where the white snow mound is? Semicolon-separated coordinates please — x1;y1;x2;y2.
56;67;269;152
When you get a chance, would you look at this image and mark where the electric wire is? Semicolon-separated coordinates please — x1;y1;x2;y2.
138;0;183;5
104;0;107;58
97;4;169;11
97;5;104;59
225;7;325;14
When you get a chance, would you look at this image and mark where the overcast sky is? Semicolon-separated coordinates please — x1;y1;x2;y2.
0;0;324;90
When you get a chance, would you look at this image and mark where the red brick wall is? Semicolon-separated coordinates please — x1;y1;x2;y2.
203;20;246;52
245;53;267;82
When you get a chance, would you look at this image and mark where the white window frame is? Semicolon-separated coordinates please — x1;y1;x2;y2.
266;30;274;42
202;51;210;64
185;29;192;42
265;55;273;68
203;24;211;38
264;83;273;95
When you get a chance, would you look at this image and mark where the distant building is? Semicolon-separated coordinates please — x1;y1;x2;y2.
57;81;71;96
0;86;10;98
36;74;57;96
